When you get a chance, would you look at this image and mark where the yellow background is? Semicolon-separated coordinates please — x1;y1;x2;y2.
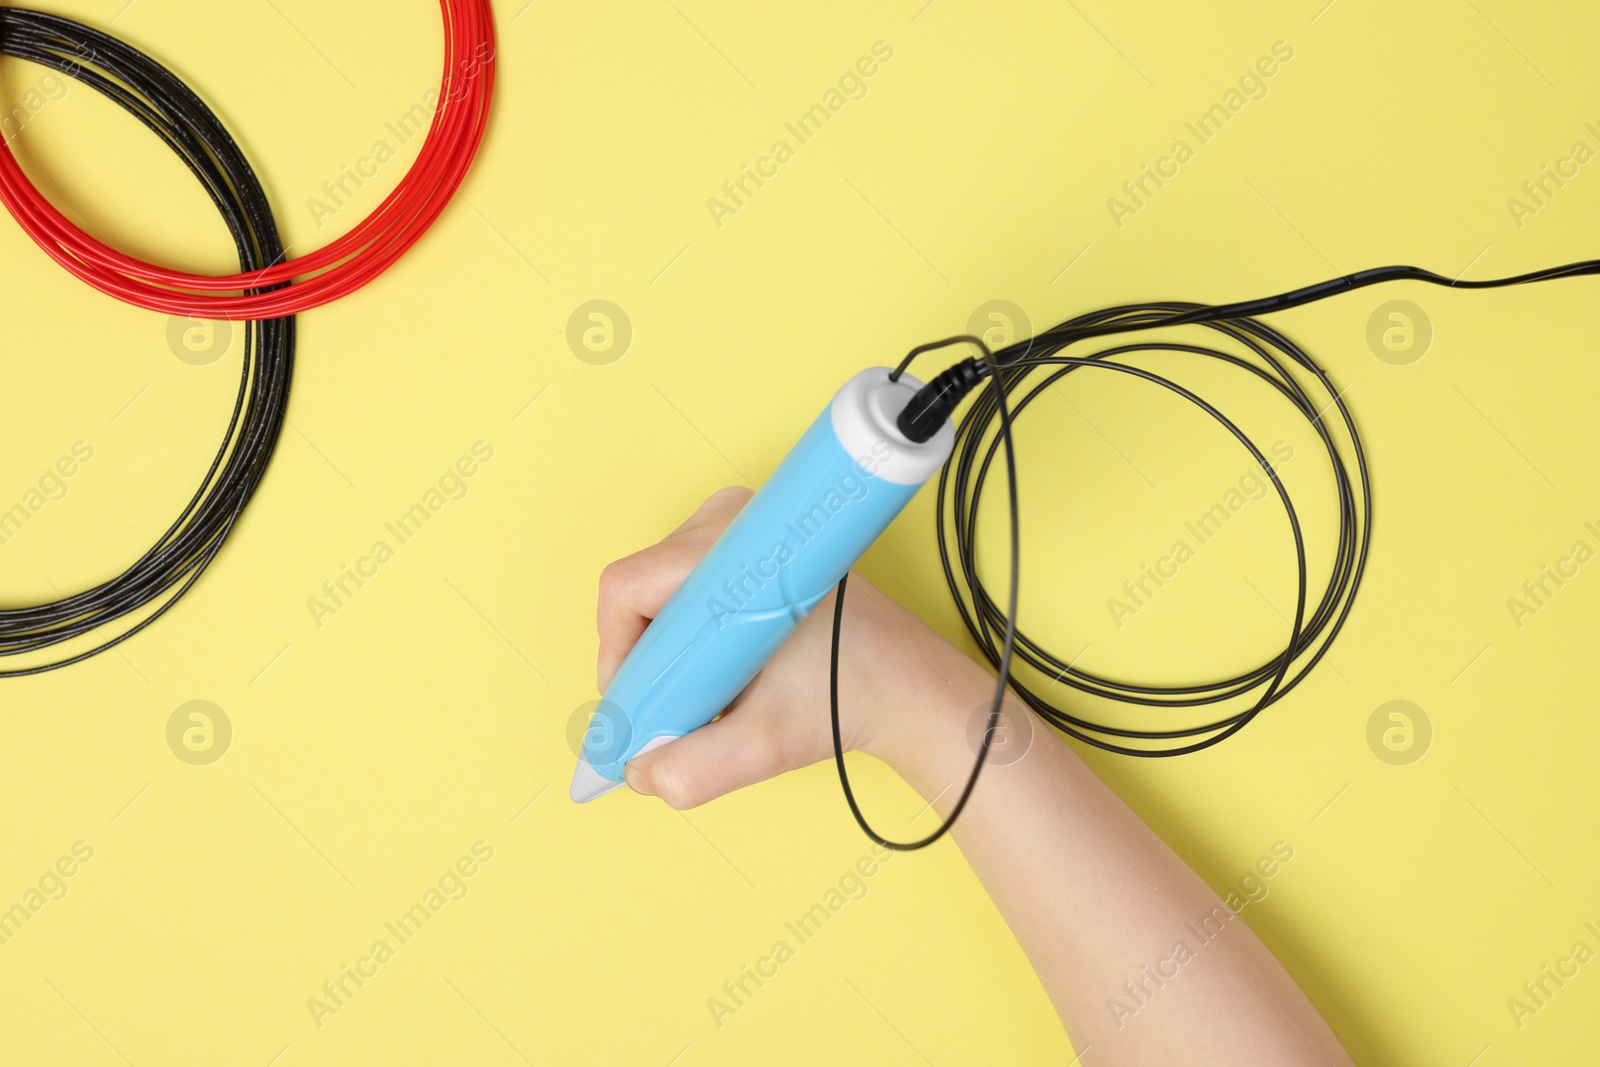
1;1;1597;1063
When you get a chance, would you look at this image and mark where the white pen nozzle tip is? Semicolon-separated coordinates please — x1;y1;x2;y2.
570;757;624;803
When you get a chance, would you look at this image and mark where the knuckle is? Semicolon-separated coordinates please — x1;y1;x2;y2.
650;760;701;810
759;726;800;781
709;484;752;509
597;559;630;605
687;485;751;529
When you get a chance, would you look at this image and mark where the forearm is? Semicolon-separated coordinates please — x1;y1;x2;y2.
861;595;1352;1065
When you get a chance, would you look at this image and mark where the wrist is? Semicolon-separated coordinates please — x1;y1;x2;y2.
859;647;998;800
830;572;1012;801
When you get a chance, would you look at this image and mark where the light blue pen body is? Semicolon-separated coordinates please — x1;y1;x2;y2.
571;367;955;801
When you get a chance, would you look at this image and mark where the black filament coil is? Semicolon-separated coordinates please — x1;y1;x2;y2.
838;261;1600;848
0;10;294;675
945;305;1369;757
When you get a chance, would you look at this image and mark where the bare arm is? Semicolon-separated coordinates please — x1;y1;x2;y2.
601;487;1353;1066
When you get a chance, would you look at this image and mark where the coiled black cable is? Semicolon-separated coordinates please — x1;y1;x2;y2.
946;308;1357;757
835;260;1600;849
0;10;294;675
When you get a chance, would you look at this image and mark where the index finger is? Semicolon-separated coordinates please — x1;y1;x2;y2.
594;486;752;689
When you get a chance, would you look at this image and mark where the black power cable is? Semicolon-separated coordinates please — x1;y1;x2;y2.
834;262;1598;849
0;10;294;675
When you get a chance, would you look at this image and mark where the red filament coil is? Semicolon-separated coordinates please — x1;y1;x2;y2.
0;0;495;318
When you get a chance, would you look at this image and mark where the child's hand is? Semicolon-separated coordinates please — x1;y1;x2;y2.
595;485;992;808
595;490;1356;1066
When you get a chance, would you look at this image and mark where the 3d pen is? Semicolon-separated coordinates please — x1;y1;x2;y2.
570;362;983;802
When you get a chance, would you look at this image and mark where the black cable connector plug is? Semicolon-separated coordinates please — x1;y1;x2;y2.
896;357;988;443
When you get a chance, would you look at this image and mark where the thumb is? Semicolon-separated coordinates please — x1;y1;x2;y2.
625;705;795;810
